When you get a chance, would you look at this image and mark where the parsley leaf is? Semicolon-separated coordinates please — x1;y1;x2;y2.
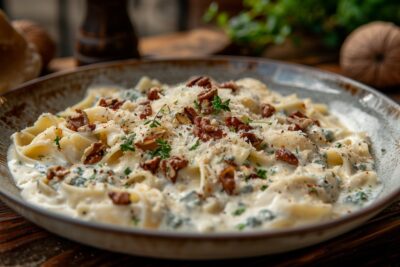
260;185;268;191
144;104;168;128
232;206;246;216
124;167;132;175
150;139;171;159
120;134;136;152
144;119;161;128
211;95;230;113
242;116;253;124
189;140;200;151
132;216;140;226
193;100;200;111
54;136;61;150
256;168;267;179
236;223;246;230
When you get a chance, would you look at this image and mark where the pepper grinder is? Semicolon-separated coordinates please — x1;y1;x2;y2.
75;0;140;65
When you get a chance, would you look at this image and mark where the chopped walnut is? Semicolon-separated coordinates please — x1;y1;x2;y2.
186;76;212;89
99;98;125;110
82;142;107;164
198;88;217;103
135;132;164;151
46;166;70;180
225;116;252;131
219;81;239;91
160;156;188;183
66;109;94;131
139;102;153;119
184;107;198;123
140;156;161;174
108;191;131;205
175;112;192;124
287;111;320;131
147;87;161;101
193;116;225;141
240;132;263;149
219;165;236;195
275;148;299;166
261;103;276;118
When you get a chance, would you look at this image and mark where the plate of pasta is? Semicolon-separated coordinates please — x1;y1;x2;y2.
0;57;399;259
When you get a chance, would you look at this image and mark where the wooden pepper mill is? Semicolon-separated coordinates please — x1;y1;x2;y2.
75;0;140;65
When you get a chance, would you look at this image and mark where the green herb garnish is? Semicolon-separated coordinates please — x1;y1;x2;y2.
132;216;140;226
336;143;342;148
150;139;171;159
256;168;267;179
120;134;136;152
54;136;61;150
211;95;230;113
232;206;246;216
243;116;253;124
260;185;268;191
193;100;200;111
75;167;84;176
144;119;161;128
124;167;132;176
346;191;369;205
236;223;246;231
189;140;200;151
144;104;169;128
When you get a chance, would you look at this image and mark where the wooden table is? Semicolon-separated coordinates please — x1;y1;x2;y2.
1;29;400;266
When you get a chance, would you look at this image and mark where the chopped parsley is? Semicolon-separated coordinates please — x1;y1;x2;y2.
132;216;140;226
124;167;132;175
193;100;200;111
256;168;267;179
212;95;230;113
335;142;342;148
120;134;136;152
243;116;253;124
75;167;84;176
144;119;161;128
232;206;246;216
260;185;268;191
144;104;168;128
346;191;369;205
54;135;61;149
189;140;200;151
236;223;246;230
150;139;171;159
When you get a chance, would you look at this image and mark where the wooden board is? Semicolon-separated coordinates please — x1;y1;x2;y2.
0;199;399;266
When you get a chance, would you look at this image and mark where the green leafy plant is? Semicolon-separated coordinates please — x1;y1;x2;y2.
204;0;400;55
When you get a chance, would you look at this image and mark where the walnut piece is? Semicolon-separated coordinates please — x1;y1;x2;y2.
219;165;236;195
46;166;69;180
108;191;131;205
160;156;188;183
82;142;106;164
275;148;299;166
193;117;225;141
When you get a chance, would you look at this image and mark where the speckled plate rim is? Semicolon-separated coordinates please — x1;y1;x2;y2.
0;56;399;240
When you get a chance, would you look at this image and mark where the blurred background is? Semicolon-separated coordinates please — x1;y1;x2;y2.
0;0;399;90
1;0;233;56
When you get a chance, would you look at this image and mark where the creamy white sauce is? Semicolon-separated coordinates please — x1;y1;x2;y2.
8;77;381;232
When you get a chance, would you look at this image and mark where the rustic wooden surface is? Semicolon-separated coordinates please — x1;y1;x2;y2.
2;28;400;266
1;200;399;266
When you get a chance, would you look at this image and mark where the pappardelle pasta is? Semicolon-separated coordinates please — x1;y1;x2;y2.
8;76;380;232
